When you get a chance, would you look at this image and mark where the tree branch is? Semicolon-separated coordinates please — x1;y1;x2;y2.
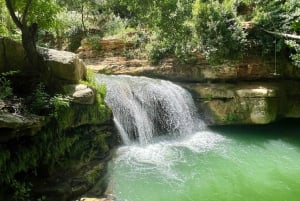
263;29;300;40
22;0;33;25
4;0;23;29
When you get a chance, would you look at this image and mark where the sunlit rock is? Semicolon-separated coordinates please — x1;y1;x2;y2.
39;47;86;83
63;84;95;105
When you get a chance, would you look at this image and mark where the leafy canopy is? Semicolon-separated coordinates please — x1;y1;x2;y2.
6;0;60;30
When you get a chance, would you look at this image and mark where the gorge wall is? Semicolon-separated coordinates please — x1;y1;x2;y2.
0;37;116;201
80;38;300;126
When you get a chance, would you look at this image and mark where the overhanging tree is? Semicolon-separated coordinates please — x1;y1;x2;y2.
4;0;60;70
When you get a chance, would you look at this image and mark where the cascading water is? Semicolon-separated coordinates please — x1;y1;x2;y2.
96;74;204;144
95;75;300;201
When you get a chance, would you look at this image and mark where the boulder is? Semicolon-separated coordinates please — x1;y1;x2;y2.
63;84;95;105
39;48;86;83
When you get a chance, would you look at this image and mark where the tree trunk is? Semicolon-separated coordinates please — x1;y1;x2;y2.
5;0;43;71
21;24;43;71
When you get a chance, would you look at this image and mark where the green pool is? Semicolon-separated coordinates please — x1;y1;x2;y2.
108;121;300;201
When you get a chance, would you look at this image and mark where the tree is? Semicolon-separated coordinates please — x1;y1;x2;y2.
4;0;60;71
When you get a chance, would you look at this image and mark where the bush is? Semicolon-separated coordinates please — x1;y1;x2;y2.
146;39;173;65
86;34;103;51
0;75;13;100
30;83;51;115
194;1;247;63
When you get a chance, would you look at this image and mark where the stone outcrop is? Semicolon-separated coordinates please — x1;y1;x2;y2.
0;37;86;84
85;53;300;82
0;98;47;142
186;82;300;125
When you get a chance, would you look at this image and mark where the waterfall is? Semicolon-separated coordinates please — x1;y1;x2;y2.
96;74;204;145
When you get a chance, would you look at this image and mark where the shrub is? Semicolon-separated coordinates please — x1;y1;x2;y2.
30;83;51;115
194;0;247;63
0;74;13;100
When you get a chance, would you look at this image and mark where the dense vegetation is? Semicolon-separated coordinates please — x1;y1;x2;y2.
0;0;299;65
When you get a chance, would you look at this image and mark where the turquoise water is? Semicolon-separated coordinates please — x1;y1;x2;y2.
108;121;300;201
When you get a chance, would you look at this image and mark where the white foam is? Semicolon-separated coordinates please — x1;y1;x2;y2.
114;130;226;184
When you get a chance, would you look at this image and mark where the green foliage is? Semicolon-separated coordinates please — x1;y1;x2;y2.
102;14;129;37
286;40;300;68
50;94;71;119
0;122;111;199
8;0;60;31
86;35;102;51
146;38;173;65
0;0;9;36
10;180;32;201
30;83;51;115
111;0;195;62
30;83;72;119
0;148;10;170
0;73;13;100
84;164;103;185
253;0;300;64
194;0;247;63
67;27;85;52
0;0;18;37
226;113;239;122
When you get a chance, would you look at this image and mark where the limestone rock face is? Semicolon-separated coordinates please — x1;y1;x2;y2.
87;53;300;82
0;112;46;142
186;82;300;125
39;47;86;83
63;84;95;104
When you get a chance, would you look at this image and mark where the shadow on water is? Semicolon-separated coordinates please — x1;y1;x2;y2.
210;118;300;148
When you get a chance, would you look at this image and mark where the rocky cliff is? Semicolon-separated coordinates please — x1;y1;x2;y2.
0;38;115;201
